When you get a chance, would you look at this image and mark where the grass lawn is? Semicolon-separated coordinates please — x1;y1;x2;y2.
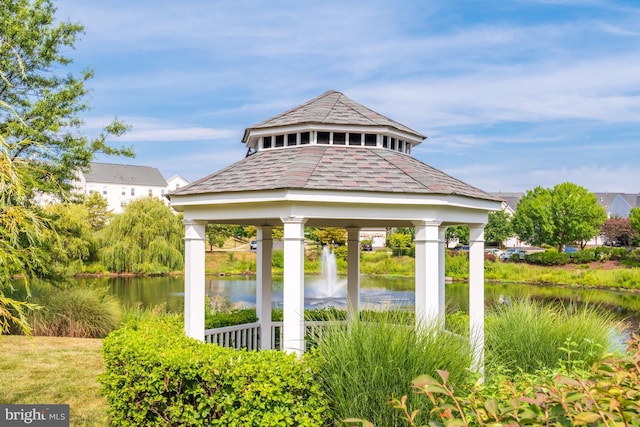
0;335;108;426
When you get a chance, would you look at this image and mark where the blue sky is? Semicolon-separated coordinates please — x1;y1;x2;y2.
54;0;640;193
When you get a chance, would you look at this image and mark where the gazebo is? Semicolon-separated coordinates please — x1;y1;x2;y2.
169;90;502;372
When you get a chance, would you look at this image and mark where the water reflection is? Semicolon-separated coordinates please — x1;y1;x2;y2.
100;275;640;327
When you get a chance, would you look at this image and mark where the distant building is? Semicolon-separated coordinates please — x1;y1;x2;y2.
167;175;190;193
73;162;174;213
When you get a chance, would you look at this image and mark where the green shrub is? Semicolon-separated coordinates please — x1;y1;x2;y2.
526;250;569;266
485;299;619;377
272;249;284;269
9;281;120;338
445;251;469;277
205;308;258;329
100;318;330;426
312;311;475;427
569;248;597;264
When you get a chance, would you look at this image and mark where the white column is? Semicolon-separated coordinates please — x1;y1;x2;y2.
256;226;273;350
413;220;443;327
469;225;486;376
438;227;446;314
184;219;207;341
281;216;307;355
346;227;361;320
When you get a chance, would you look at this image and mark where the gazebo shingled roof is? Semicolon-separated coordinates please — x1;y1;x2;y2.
242;90;426;142
172;145;500;201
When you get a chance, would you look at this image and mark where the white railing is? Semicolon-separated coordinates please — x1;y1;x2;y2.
204;320;345;351
204;321;261;350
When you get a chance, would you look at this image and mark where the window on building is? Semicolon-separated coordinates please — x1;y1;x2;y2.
390;138;396;150
398;140;404;152
317;131;330;144
287;133;297;146
275;135;285;147
333;132;346;145
161;189;165;196
263;136;272;149
131;188;135;196
364;133;376;146
148;189;153;196
300;132;310;144
102;186;107;195
348;133;362;146
406;144;411;154
382;136;388;148
121;187;126;196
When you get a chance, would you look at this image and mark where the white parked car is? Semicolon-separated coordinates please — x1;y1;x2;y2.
484;248;503;257
499;248;526;261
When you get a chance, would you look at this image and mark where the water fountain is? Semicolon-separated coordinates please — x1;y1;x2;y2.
305;246;347;307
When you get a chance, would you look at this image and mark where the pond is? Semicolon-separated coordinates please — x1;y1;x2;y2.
69;275;640;325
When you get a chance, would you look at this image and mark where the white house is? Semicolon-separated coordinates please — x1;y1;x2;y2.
167;175;191;193
74;162;170;213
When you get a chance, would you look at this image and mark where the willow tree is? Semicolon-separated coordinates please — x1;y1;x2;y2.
99;197;184;274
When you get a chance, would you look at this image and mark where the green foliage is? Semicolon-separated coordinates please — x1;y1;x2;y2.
485;298;618;376
388;232;412;249
9;280;120;337
445;225;469;246
312;311;475;427
1;0;133;198
98;197;184;273
41;202;97;274
205;308;258;329
569;247;597;263
383;335;640;427
312;227;347;246
1;0;130;334
272;249;284;269
84;192;111;230
630;207;640;237
445;250;469;278
513;183;607;251
205;223;235;250
526;250;569;266
100;318;330;426
485;210;513;246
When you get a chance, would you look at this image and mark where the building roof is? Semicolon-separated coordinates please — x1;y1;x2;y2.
242;90;426;142
171;145;500;201
82;162;167;187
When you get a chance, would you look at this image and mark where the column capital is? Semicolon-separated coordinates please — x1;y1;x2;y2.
412;219;443;228
183;219;206;240
182;219;208;226
280;216;308;225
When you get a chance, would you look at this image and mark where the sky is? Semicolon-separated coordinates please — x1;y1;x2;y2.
53;0;640;194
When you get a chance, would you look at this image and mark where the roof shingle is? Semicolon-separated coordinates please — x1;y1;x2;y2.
171;145;499;201
243;90;426;141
